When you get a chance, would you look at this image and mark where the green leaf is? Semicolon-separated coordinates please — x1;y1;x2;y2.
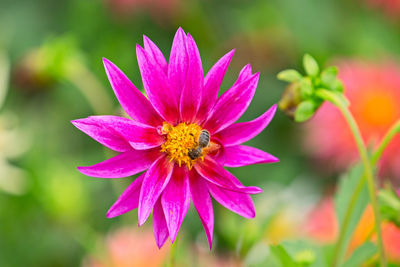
342;242;377;267
303;54;319;77
294;100;316;122
334;164;369;265
270;245;298;267
321;66;338;87
277;69;303;82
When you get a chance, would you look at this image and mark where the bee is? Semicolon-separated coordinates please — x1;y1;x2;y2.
188;130;210;160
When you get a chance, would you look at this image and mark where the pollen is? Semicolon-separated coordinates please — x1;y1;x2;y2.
160;122;204;169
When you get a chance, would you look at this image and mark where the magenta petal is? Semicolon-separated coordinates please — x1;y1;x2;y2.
71;117;131;152
233;64;252;86
168;28;188;103
196;50;234;123
223;145;279;167
136;45;178;124
77;149;159;178
76;116;164;150
189;170;214;249
143;35;168;74
204;73;260;134
107;172;145;218
153;199;169;249
216;104;277;146
161;166;191;243
207;182;256;218
103;58;162;127
194;157;262;194
138;155;174;226
180;34;203;123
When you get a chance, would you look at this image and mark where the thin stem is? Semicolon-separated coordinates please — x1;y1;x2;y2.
331;119;400;267
317;89;386;267
168;235;179;267
326;92;386;267
371;120;400;165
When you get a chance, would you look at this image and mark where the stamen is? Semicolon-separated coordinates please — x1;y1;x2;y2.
160;122;210;169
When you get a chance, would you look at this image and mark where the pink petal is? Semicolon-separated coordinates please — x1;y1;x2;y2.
203;73;260;134
233;64;252;86
75;116;165;150
77;149;160;178
215;104;277;146
71;117;131;152
168;28;188;103
136;45;179;124
161;166;191;243
153;199;169;249
102;58;163;127
189;170;214;249
138;155;174;226
143;35;168;74
194;156;262;194
106;172;145;218
196;50;235;123
180;34;203;123
208;181;256;218
223;145;279;167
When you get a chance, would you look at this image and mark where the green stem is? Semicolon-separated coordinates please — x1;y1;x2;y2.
168;235;179;267
331;119;400;267
371;120;400;165
317;90;386;267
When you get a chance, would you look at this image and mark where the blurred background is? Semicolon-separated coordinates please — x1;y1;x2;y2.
1;0;400;266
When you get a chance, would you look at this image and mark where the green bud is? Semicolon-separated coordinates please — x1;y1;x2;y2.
299;77;313;98
279;82;302;119
295;100;316;122
303;54;319;77
331;79;344;92
277;69;303;82
321;66;338;87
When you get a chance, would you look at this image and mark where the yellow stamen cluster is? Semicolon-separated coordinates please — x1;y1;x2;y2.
160;122;203;169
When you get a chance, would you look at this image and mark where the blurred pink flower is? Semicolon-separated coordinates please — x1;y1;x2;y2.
367;0;400;18
83;227;169;267
72;28;278;248
304;60;400;181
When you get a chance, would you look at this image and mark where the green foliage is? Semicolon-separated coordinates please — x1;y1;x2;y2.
277;69;303;82
379;185;400;227
334;164;370;265
342;242;377;267
294;100;316;122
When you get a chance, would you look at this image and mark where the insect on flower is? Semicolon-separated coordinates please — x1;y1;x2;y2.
188;130;210;160
71;28;278;249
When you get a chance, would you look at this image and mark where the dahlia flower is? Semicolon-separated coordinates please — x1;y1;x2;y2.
72;28;278;248
304;60;400;181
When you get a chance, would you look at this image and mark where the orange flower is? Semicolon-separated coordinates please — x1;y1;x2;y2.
304;60;400;182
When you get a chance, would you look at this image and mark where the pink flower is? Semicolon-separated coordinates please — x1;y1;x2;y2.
304;60;400;181
367;0;400;19
72;28;278;248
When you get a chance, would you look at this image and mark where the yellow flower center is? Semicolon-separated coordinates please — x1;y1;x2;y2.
160;122;205;169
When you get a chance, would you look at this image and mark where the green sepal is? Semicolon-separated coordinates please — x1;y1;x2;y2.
294;100;317;122
321;66;338;87
277;69;303;82
299;77;313;98
303;54;319;77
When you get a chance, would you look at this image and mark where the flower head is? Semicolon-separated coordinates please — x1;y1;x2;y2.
304;60;400;181
72;28;278;248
